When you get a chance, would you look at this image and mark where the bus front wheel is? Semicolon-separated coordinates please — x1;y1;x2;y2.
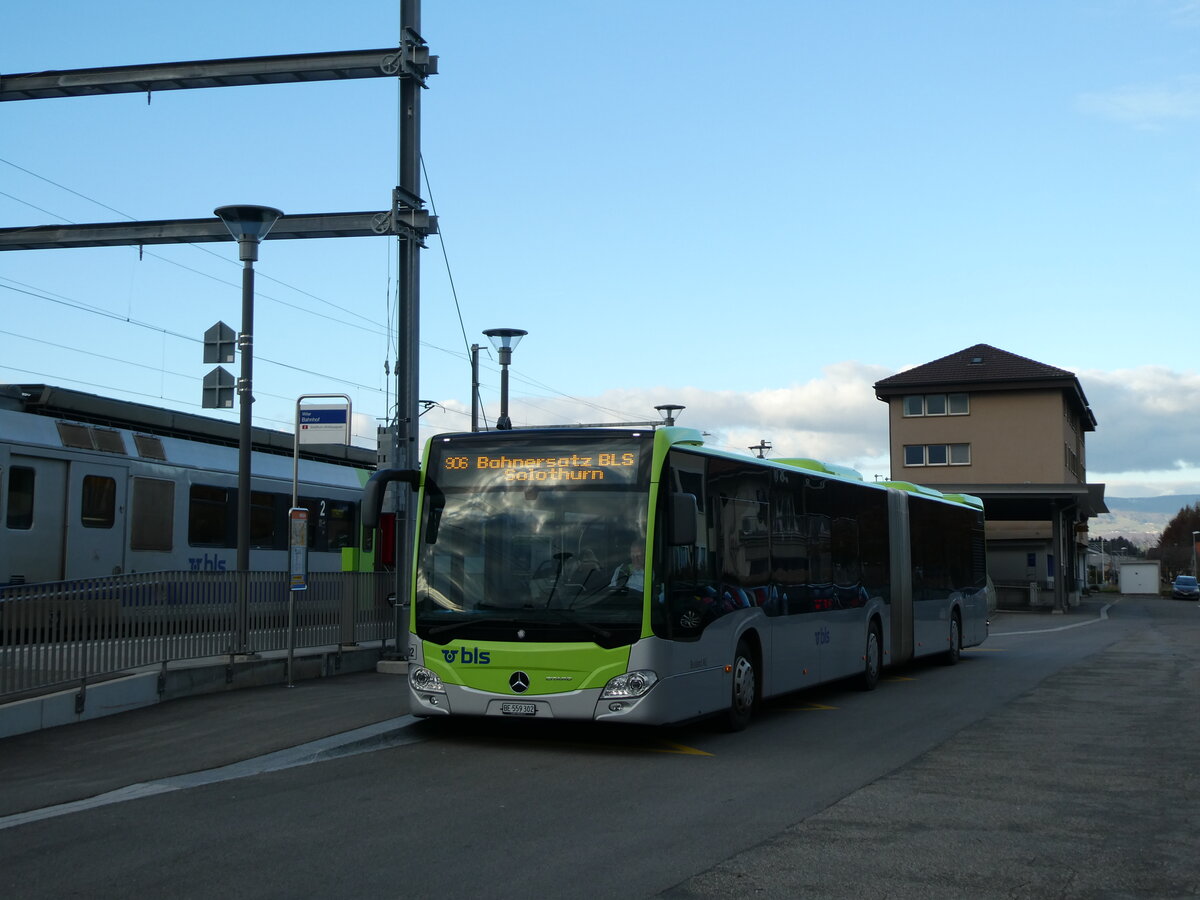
860;621;882;692
724;639;757;732
942;612;962;666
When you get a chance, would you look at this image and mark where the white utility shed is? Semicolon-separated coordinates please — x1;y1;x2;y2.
1118;561;1160;595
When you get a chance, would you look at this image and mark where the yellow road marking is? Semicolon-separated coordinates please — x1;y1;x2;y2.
779;702;838;711
885;675;916;682
650;741;714;757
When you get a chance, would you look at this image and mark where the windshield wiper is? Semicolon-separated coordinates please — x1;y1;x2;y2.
428;615;523;638
546;611;611;640
425;611;611;642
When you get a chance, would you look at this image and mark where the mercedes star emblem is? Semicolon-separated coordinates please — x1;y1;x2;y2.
509;671;530;693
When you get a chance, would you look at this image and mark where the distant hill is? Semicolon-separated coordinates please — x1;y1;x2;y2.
1089;494;1200;548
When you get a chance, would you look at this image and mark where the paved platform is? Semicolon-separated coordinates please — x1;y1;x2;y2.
0;668;409;818
667;594;1200;899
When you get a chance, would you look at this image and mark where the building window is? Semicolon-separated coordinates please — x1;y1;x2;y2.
902;393;969;417
1065;445;1084;479
903;444;971;467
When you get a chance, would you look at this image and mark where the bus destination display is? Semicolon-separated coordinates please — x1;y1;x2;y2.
435;444;643;486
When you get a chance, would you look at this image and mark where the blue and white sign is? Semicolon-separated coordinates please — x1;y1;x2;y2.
299;404;350;445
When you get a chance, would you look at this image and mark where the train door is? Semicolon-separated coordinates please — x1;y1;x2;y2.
64;461;128;580
3;455;68;584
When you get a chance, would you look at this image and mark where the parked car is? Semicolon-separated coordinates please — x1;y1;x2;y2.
1171;575;1199;600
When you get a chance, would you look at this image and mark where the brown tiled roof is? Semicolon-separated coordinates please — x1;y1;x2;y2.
873;344;1096;430
873;344;1075;391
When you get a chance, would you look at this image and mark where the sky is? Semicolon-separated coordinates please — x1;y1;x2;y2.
3;0;1199;498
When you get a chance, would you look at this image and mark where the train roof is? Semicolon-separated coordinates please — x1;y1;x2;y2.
0;384;376;468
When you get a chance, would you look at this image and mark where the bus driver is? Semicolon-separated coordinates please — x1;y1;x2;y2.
610;540;646;592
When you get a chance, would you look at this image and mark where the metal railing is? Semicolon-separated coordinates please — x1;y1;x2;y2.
0;570;397;701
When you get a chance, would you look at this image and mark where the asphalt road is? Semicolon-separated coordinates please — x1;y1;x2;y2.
1;595;1196;898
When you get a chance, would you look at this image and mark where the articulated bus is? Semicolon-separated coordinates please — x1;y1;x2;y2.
365;426;990;730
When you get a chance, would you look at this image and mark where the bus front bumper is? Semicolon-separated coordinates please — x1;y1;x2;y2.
408;669;714;725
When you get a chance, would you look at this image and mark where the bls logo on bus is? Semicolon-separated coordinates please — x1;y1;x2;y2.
814;627;830;647
442;647;491;664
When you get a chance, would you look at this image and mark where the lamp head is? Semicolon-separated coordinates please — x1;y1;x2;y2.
483;328;527;353
483;328;527;365
214;205;284;261
655;404;685;426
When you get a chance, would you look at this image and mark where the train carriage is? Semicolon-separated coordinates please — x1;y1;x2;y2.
0;384;374;587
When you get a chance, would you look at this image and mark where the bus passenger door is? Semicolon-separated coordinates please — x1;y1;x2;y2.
65;461;128;580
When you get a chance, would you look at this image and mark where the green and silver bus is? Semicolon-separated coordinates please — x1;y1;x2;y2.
364;426;990;730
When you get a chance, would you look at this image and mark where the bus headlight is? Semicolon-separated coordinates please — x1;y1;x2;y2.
410;666;446;694
601;670;658;699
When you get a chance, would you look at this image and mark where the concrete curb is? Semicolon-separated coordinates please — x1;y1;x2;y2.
0;644;396;740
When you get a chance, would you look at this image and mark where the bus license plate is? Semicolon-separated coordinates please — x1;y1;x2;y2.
500;702;537;716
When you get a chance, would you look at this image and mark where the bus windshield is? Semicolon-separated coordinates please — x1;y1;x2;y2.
415;432;654;648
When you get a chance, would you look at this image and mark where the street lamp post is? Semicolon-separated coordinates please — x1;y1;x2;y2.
655;404;684;427
214;204;283;654
483;328;526;430
470;343;482;432
1192;531;1199;576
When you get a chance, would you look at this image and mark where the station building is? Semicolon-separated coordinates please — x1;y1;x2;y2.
873;344;1107;610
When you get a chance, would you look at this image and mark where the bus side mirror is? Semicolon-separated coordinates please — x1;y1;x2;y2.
425;486;445;544
362;468;420;550
669;492;698;546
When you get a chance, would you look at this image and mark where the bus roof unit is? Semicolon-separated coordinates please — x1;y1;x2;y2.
776;458;865;482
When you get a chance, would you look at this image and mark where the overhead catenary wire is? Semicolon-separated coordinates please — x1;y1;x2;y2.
0;155;384;330
3;155;656;433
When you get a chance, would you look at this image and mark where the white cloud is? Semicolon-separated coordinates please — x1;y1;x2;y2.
1078;367;1200;482
1078;78;1200;129
498;362;1200;498
506;361;893;470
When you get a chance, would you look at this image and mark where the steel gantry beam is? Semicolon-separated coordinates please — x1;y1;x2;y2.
0;207;438;251
0;47;436;102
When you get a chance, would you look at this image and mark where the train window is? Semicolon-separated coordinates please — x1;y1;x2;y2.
131;477;174;551
7;467;34;530
251;491;277;549
56;422;94;449
189;484;233;547
92;429;127;454
133;434;167;461
298;497;324;550
325;500;356;549
294;497;356;551
81;475;116;528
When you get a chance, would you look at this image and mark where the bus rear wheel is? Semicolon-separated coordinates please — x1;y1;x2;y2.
724;639;757;732
860;621;882;692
